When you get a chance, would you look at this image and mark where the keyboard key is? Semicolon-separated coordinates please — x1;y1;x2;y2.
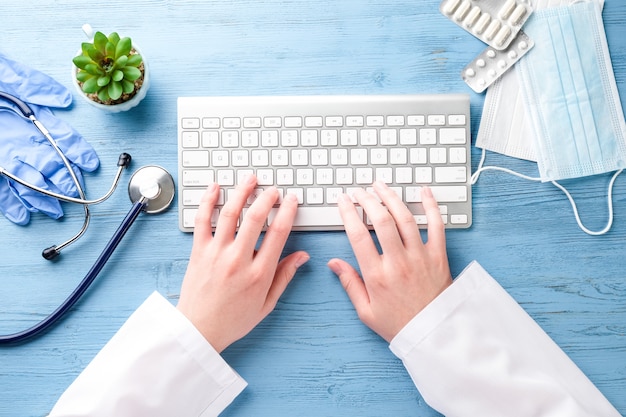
223;117;241;128
305;116;323;127
407;115;425;126
366;115;384;126
435;166;467;183
448;114;466;125
243;117;262;128
183;189;206;205
269;206;363;228
182;131;199;148
181;118;200;129
387;115;405;126
326;116;343;127
183;150;209;167
346;116;364;127
203;117;220;128
420;128;437;145
428;115;446;125
264;117;282;128
285;116;302;128
182;169;214;186
439;128;467;145
202;131;219;148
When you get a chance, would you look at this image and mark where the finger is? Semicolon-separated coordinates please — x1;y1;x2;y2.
264;251;310;313
372;181;422;250
327;258;372;321
336;193;380;273
352;188;404;256
191;182;220;246
213;174;257;243
256;192;298;266
421;186;447;253
236;186;280;255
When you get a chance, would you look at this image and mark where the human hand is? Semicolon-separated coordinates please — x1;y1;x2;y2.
0;53;99;225
177;175;310;353
328;182;453;343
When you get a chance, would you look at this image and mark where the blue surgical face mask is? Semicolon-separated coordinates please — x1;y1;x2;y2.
472;0;626;235
517;0;626;182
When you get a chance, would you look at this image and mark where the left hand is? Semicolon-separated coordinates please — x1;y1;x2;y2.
177;175;310;353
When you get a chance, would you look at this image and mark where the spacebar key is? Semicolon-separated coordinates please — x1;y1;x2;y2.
268;206;360;227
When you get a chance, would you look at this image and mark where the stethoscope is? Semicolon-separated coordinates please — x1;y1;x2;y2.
0;91;176;345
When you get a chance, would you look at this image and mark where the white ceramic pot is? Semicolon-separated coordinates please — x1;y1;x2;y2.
71;24;150;113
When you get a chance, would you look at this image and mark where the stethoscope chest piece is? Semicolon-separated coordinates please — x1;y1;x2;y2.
128;165;175;213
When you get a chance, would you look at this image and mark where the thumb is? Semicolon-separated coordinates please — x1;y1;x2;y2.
327;258;371;315
265;251;310;310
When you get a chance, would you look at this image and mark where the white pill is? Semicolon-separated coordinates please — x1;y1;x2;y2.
465;68;476;77
500;0;516;20
498;60;507;69
508;50;518;59
485;20;501;41
464;6;481;28
494;26;512;47
486;49;496;58
454;0;472;21
488;69;497;77
476;59;486;68
518;40;528;50
510;5;527;25
443;0;461;15
478;78;487;87
474;13;491;35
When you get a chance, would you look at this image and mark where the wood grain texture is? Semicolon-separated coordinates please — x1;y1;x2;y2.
1;0;625;415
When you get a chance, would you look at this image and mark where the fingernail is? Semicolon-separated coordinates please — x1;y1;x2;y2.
338;193;352;205
374;180;387;189
295;253;310;268
284;192;298;203
327;259;344;275
202;182;218;200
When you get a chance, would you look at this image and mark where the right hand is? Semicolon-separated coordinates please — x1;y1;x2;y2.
328;182;453;343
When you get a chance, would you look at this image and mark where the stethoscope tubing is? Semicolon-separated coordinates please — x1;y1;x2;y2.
0;92;175;344
0;198;148;345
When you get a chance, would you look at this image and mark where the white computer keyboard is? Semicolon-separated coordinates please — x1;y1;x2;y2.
177;94;472;232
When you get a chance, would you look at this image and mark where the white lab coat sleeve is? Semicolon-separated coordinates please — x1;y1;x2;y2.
48;291;247;417
389;261;620;417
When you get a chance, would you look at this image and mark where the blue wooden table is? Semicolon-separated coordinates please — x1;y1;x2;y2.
1;1;625;415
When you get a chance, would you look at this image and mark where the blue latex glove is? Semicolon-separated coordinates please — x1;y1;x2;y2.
0;52;100;225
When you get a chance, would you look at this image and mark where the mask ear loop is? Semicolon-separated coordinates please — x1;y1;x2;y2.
550;170;622;236
472;148;622;236
471;148;542;183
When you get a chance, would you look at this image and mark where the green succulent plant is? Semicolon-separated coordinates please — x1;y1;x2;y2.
72;31;143;103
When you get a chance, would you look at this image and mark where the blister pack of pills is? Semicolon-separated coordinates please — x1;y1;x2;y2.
462;31;534;93
440;0;533;50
